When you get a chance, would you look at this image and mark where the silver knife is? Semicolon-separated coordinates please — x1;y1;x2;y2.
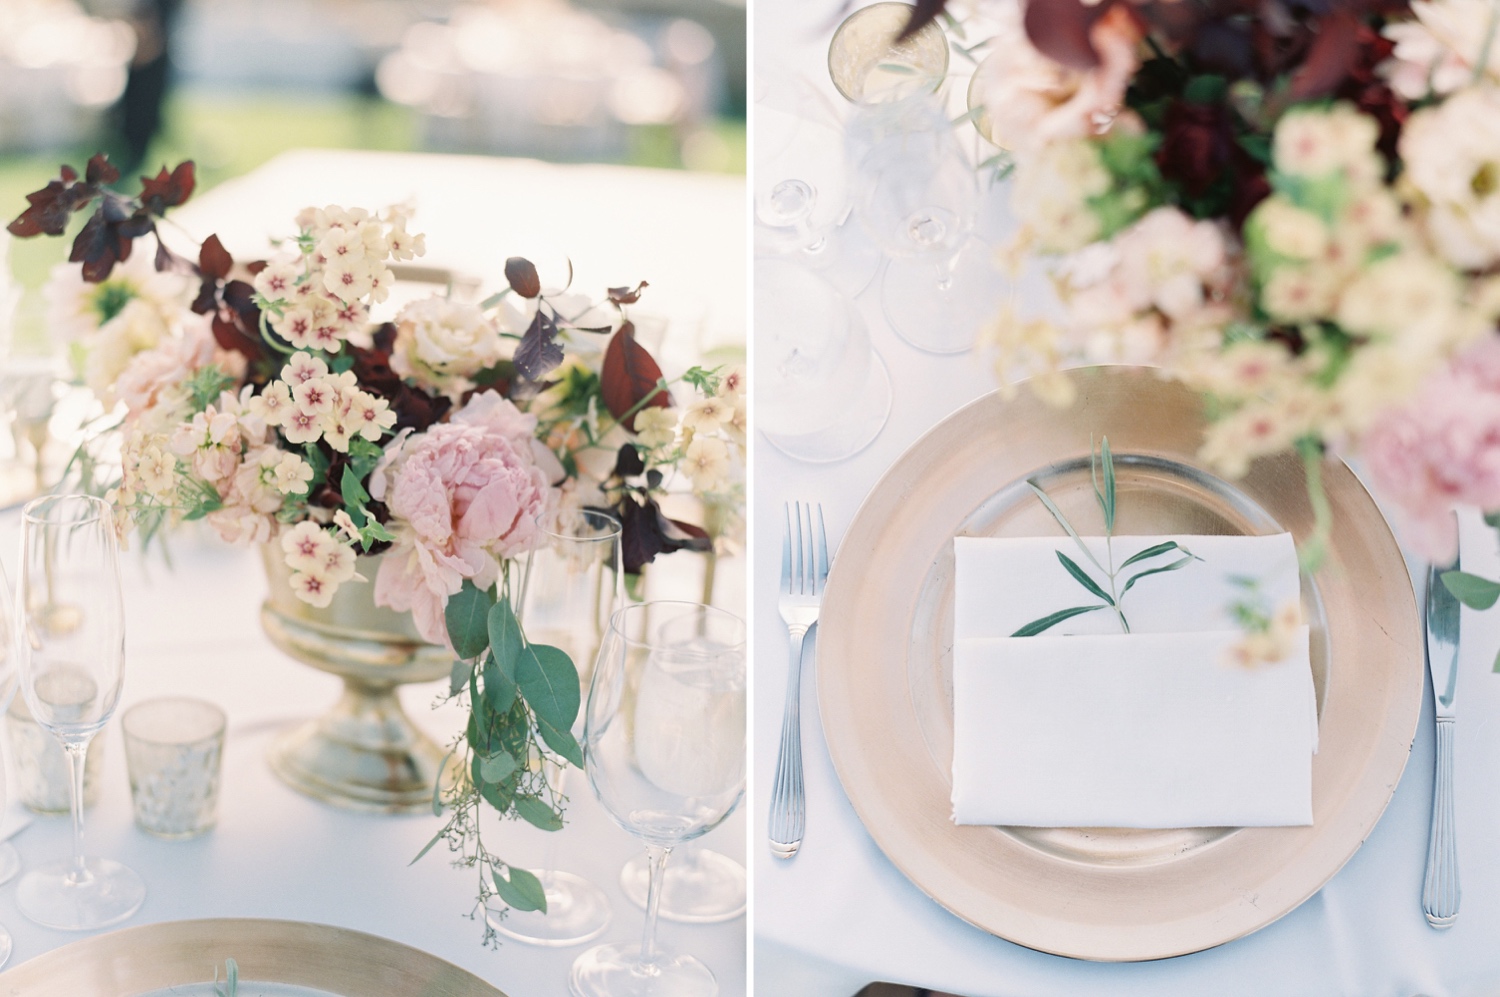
1423;558;1461;928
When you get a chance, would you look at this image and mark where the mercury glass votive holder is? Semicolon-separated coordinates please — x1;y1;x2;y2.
7;694;104;814
121;697;227;839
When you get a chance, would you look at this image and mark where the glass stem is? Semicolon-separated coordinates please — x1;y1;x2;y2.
63;740;88;885
638;844;672;971
539;761;566;888
935;249;960;292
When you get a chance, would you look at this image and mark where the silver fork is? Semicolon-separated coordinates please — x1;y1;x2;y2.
769;501;829;859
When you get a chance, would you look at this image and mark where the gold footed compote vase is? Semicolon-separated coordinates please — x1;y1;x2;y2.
259;547;454;814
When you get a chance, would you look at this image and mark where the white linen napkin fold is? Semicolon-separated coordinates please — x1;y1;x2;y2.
950;532;1315;828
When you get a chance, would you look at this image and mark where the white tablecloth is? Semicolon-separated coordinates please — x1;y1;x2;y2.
0;151;747;996
752;4;1500;994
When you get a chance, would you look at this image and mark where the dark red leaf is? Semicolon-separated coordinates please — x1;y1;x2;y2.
69;212;134;282
1024;0;1107;70
601;321;671;431
198;234;233;280
504;257;541;299
7;165;97;238
617;495;711;574
1288;9;1360;101
896;0;947;41
513;307;564;381
85;154;119;186
607;281;649;306
613;443;646;479
246;259;268;276
138;161;196;217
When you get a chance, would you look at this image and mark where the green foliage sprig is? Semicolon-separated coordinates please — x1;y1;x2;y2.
1012;437;1203;637
412;568;583;947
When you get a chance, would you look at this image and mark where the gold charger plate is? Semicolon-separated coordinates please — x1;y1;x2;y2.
0;918;506;996
817;365;1423;962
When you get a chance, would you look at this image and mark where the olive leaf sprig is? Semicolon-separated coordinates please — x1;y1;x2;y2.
1012;437;1204;637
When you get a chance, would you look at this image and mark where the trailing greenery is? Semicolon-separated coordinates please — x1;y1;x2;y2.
411;568;582;947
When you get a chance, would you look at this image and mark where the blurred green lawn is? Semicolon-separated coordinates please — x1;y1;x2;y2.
2;89;745;351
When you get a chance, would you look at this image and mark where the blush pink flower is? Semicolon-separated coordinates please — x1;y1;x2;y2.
1362;337;1500;561
374;391;558;645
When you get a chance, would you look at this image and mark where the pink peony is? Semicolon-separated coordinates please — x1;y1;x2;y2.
374;391;559;645
1362;337;1500;561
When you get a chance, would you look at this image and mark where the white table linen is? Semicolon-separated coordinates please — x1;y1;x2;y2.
0;150;747;995
754;3;1497;991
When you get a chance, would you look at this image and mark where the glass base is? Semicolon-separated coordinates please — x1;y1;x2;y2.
0;843;22;887
761;350;891;464
620;848;745;923
487;870;612;947
17;856;145;931
802;226;883;300
882;238;1006;354
0;924;12;970
570;942;717;997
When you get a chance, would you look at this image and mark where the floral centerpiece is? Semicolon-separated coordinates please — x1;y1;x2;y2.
932;0;1500;620
7;155;746;937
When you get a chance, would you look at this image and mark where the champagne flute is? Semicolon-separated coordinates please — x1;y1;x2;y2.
14;494;145;930
570;602;746;997
489;508;622;946
827;2;949;106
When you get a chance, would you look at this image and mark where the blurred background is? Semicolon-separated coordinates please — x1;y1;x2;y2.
0;0;746;354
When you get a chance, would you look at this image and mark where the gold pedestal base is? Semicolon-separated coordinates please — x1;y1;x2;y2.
260;547;456;815
267;680;450;814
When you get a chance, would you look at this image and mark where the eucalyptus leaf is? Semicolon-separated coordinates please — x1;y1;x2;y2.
537;716;584;768
480;776;515;813
515;794;565;832
492;865;548;912
1011;604;1107;637
449;659;470;698
445;580;495;660
1120;555;1196;595
517;643;581;733
1026;479;1106;576
487;597;523;669
432;745;455;816
1102;438;1116;534
1056;551;1114;606
479;750;517;784
1441;570;1500;611
483;651;518;714
411;825;447;865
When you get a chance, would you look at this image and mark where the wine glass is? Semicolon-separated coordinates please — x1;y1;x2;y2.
14;494;145;930
850;93;1006;354
570;601;746;997
489;508;622;946
755;70;881;297
755;256;891;463
827;2;949;106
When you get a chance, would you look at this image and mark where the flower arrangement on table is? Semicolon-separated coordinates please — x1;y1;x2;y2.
927;0;1500;617
7;154;746;936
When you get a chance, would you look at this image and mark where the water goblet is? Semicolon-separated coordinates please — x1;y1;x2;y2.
755;256;891;463
850;93;1006;354
14;494;145;931
569;601;746;997
488;508;622;946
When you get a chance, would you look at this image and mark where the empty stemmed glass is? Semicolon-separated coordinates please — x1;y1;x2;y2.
489;508;622;946
570;602;746;997
850;93;1005;354
15;494;145;930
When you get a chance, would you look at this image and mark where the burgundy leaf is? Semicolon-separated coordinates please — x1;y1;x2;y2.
1287;9;1360;101
896;0;948;41
7;165;96;238
138;161;196;217
69;212;134;282
613;443;646;479
504;257;542;299
85;154;119;186
1024;0;1107;70
198;234;233;280
513;307;564;381
601;321;671;431
606;281;649;306
617;495;711;574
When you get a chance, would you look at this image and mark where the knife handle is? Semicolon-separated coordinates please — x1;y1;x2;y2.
1423;717;1459;928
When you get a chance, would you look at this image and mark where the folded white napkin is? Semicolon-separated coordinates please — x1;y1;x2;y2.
951;532;1315;828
